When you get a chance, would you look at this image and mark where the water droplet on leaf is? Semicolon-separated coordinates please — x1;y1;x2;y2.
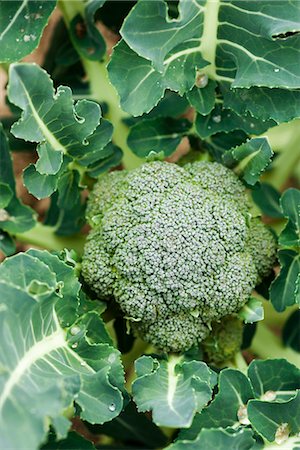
212;115;221;123
108;403;116;412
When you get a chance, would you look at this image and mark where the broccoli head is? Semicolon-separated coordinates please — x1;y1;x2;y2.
82;161;276;352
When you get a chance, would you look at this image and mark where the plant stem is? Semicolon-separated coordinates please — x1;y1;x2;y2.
122;338;153;372
59;0;142;170
15;222;86;255
250;321;300;369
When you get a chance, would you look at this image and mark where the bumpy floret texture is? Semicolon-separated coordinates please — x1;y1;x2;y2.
82;161;276;352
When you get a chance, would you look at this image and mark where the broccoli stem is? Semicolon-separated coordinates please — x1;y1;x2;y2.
250;321;300;369
15;222;86;255
58;0;142;170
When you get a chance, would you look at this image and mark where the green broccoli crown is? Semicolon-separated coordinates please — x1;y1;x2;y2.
201;315;244;364
82;161;276;352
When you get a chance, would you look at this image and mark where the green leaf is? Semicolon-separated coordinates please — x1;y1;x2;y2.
109;0;300;126
279;189;300;248
283;310;300;353
23;163;58;199
57;171;82;211
223;86;300;123
146;91;189;119
91;401;168;449
252;183;283;219
195;107;275;140
0;124;36;233
0;231;16;256
69;1;106;62
186;79;216;115
121;0;300;87
8;63;102;176
238;297;264;324
248;359;300;401
0;1;56;63
0;183;13;208
7;63;114;231
270;250;300;311
248;391;300;443
0;251;125;450
108;40;166;117
179;369;253;440
127;118;192;158
166;428;255;450
132;355;217;428
223;138;274;186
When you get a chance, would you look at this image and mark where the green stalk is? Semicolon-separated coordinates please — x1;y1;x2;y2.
15;222;86;255
250;321;300;368
59;0;142;170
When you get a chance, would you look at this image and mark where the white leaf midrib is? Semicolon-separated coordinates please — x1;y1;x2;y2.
16;73;66;153
0;324;66;412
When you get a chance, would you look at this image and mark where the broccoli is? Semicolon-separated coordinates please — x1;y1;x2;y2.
201;315;244;365
82;161;276;352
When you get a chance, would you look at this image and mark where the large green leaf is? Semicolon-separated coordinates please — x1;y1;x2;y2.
0;1;56;63
7;64;118;200
0;250;125;450
109;0;300;127
132;355;217;428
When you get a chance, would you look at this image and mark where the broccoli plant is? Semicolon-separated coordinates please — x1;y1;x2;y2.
0;1;299;450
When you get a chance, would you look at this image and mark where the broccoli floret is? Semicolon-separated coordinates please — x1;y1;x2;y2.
82;161;277;352
201;315;244;364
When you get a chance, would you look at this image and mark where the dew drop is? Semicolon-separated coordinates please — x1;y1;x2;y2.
80;361;87;366
71;342;78;349
250;123;255;128
274;68;280;72
24;14;30;19
70;326;81;336
23;35;31;42
108;403;116;412
212;115;221;123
